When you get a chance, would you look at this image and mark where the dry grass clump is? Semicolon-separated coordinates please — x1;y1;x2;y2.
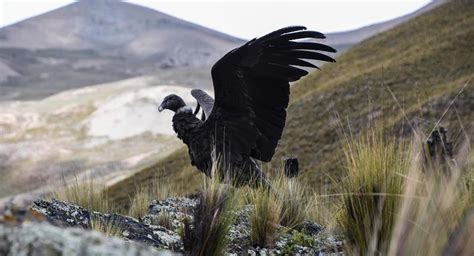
152;210;174;230
249;187;282;247
128;177;177;219
273;173;310;230
388;139;472;255
337;127;472;255
183;163;236;256
51;174;116;213
338;129;411;254
89;215;124;238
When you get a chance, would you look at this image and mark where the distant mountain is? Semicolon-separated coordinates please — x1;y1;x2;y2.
325;0;445;52
0;0;243;101
0;0;443;101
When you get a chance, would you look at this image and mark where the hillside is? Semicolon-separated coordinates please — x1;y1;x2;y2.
106;0;474;205
325;0;444;52
0;77;204;202
0;0;242;100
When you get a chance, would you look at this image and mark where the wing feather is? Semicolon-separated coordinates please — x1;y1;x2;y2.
191;89;214;119
201;26;336;162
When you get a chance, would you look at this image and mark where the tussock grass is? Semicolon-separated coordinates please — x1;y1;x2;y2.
183;162;236;256
273;173;309;230
338;128;412;254
388;139;472;255
128;177;176;219
89;215;124;238
249;187;282;247
337;126;473;255
128;188;152;220
308;187;340;230
152;210;174;230
51;174;117;213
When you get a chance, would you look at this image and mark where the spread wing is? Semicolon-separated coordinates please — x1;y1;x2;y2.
200;26;336;162
191;89;214;120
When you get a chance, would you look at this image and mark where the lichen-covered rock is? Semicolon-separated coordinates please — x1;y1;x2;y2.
19;197;343;255
143;197;197;231
0;222;174;256
32;199;182;250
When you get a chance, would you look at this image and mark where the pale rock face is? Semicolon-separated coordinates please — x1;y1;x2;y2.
0;222;166;256
0;79;209;202
84;85;197;139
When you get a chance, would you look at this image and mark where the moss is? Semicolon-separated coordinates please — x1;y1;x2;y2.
282;231;315;254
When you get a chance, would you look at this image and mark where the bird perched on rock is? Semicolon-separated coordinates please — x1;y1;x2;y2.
158;26;336;185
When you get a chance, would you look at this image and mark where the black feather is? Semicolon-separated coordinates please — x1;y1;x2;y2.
272;41;337;53
164;26;336;185
259;26;307;42
269;31;326;43
281;50;336;62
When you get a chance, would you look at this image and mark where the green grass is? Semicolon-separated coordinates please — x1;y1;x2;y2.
337;128;413;254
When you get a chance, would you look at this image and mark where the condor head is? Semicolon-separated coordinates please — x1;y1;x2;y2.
158;94;186;112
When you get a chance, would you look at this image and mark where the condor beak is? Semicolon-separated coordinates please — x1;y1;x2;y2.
158;104;164;112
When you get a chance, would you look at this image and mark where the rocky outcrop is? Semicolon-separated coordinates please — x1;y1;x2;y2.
0;222;167;256
32;199;182;250
1;197;343;255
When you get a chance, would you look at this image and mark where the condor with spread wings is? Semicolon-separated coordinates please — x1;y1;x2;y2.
158;26;336;184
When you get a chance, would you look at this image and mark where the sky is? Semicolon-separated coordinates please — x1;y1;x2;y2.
0;0;431;39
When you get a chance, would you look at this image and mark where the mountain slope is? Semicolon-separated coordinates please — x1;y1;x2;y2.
0;0;242;100
325;0;445;52
0;77;201;200
105;0;474;205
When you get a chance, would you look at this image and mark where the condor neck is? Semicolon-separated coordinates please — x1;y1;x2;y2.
172;108;200;143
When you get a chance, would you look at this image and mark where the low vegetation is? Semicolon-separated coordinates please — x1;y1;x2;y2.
273;173;310;230
337;125;472;255
89;215;124;238
49;124;473;254
183;164;236;256
109;0;474;203
128;177;177;219
249;187;282;247
338;128;412;254
49;2;473;253
51;174;116;214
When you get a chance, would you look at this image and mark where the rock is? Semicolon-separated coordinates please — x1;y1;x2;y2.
18;197;343;255
143;197;197;230
32;199;182;250
301;220;325;237
0;222;171;256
